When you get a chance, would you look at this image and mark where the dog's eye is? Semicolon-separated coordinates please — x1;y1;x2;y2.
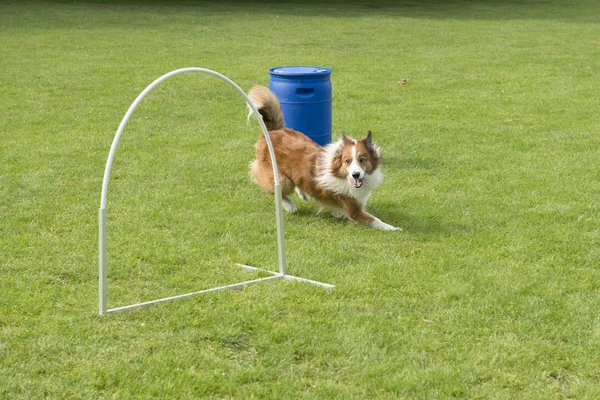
344;158;351;164
359;157;366;164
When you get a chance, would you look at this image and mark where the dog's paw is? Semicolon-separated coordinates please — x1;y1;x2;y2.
295;187;311;202
329;208;347;219
282;198;298;213
371;218;402;231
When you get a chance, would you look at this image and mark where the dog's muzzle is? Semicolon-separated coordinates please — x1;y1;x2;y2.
351;172;366;189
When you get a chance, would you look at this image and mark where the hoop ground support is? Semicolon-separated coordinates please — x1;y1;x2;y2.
99;68;334;315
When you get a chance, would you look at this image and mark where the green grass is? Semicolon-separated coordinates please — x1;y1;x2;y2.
2;0;600;398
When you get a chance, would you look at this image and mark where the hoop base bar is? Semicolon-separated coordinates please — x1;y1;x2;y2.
105;274;283;314
104;264;334;314
235;264;334;289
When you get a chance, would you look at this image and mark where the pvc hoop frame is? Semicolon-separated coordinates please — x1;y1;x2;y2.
99;68;333;315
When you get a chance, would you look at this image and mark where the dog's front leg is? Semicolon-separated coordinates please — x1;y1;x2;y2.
337;197;402;231
369;217;402;231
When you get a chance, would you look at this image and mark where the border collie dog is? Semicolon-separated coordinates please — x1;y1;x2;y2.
248;86;401;231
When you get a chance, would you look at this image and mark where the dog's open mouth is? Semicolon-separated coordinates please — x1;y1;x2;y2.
352;178;366;188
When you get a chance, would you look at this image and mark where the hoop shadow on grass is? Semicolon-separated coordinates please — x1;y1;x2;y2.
99;68;333;315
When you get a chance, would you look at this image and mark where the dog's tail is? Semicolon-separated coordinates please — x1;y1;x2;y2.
247;85;285;131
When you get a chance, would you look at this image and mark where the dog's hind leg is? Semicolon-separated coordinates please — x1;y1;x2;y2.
282;197;298;213
280;176;298;213
250;159;298;213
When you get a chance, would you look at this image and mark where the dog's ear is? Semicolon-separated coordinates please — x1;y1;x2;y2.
359;130;373;146
363;130;380;158
358;130;373;146
342;131;355;145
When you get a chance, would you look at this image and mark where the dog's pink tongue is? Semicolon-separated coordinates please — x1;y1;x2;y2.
353;179;363;188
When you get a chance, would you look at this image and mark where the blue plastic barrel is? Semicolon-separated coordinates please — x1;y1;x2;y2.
269;66;332;146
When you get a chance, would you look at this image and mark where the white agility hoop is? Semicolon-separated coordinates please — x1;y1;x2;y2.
99;67;333;315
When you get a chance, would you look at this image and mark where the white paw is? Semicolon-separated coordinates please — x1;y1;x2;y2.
371;218;402;231
329;208;347;219
295;187;311;202
282;198;297;213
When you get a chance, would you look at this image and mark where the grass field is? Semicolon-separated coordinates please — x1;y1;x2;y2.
2;0;600;398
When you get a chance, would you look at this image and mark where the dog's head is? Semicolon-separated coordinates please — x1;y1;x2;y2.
331;130;381;189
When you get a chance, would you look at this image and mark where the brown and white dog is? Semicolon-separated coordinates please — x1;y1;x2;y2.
248;85;401;231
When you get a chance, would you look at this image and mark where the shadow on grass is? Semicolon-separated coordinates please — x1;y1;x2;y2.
50;0;597;23
284;199;469;237
370;202;471;237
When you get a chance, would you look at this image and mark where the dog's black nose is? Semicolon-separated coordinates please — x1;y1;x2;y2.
352;172;361;179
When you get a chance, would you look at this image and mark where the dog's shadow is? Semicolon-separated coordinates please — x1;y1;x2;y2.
288;199;469;237
369;201;471;237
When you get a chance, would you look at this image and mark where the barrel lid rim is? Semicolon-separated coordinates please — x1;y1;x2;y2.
269;66;332;76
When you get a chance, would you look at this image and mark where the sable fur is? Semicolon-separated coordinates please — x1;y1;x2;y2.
248;85;400;231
